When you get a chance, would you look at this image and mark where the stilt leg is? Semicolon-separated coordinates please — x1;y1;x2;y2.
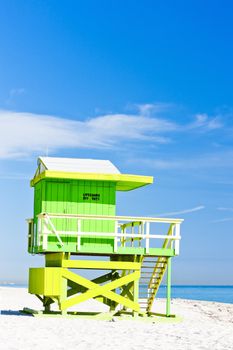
133;278;139;317
166;257;171;317
61;275;68;316
110;270;116;312
44;297;51;313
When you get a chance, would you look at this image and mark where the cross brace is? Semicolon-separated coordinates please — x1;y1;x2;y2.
60;269;140;312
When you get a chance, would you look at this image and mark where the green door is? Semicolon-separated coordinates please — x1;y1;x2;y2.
70;180;116;252
44;181;71;247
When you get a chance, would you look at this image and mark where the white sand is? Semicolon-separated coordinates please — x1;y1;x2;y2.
0;287;233;350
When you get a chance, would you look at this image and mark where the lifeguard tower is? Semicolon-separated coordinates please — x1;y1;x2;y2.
27;157;183;318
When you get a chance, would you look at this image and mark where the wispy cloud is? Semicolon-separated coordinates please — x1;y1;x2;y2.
6;88;26;105
140;151;233;170
155;205;205;217
135;102;173;116
129;103;223;131
0;104;226;160
0;109;177;159
210;208;233;223
188;114;223;130
211;217;233;223
217;207;233;212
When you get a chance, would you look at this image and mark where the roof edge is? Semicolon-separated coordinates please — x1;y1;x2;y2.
31;170;153;191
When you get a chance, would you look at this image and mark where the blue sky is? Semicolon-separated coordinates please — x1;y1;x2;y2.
0;0;233;284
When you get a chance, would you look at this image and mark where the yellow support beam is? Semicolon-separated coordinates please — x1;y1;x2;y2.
61;260;141;270
60;269;140;311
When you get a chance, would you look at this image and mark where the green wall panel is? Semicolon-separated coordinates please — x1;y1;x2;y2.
33;179;116;253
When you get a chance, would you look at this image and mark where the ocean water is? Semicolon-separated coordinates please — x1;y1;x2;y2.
0;283;26;288
141;285;233;304
1;284;233;304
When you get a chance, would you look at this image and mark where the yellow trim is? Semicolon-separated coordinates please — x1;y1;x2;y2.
61;260;141;270
30;170;153;191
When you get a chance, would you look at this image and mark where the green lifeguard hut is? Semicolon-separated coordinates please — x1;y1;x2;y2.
27;157;183;317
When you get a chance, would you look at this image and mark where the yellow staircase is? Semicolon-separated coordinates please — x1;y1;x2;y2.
139;256;168;313
139;223;175;314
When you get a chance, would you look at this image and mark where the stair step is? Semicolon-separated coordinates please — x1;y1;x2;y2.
148;279;159;283
150;281;160;284
141;270;164;275
144;261;165;264
142;263;165;268
139;292;152;295
150;280;160;283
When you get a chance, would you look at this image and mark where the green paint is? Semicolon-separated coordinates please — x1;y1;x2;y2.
33;179;116;253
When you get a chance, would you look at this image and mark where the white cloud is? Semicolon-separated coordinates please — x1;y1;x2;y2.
6;88;26;105
217;207;233;212
136;104;224;132
140;150;233;170
188;113;223;130
156;205;205;217
136;102;173;116
0;110;177;159
211;218;233;223
0;105;225;160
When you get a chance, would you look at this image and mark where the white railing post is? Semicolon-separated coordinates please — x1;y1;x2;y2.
138;222;141;247
33;220;36;249
41;215;47;249
37;216;41;247
114;220;118;252
170;224;175;249
122;224;125;247
174;223;180;255
42;229;48;250
141;221;145;249
146;221;150;253
131;223;134;247
77;219;81;251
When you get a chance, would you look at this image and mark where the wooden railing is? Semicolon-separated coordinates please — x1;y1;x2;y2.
28;213;183;254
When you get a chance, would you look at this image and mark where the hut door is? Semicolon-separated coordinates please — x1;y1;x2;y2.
45;181;71;236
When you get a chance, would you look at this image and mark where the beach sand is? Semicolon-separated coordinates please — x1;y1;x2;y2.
0;286;233;350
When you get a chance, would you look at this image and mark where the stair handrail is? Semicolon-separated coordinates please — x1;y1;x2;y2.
147;223;174;290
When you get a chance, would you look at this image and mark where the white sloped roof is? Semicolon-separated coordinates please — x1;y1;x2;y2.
38;157;121;174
